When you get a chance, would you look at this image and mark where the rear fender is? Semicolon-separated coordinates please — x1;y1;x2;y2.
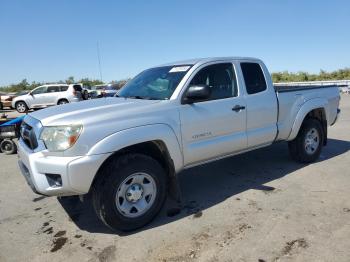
288;98;329;141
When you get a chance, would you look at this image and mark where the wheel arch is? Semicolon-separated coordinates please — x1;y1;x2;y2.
15;100;28;107
288;98;328;144
57;98;69;105
90;139;182;202
88;124;184;202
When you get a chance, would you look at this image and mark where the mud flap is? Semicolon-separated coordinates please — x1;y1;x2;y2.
166;158;183;207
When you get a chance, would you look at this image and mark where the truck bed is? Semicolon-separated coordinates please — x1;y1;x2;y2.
274;84;340;141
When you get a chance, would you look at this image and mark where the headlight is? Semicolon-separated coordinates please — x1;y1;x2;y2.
40;125;83;151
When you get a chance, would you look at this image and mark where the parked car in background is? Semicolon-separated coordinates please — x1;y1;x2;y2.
12;84;84;113
0;91;29;109
93;85;106;97
0;93;4;110
340;86;350;94
1;94;13;109
82;86;98;99
102;84;119;97
93;84;119;98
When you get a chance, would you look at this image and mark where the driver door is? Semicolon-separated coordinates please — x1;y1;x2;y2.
179;62;247;167
29;86;48;108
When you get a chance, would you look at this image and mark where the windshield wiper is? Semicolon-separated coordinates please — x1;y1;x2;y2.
125;95;160;100
127;95;145;99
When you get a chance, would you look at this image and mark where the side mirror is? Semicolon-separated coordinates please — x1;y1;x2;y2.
184;85;211;103
29;92;34;96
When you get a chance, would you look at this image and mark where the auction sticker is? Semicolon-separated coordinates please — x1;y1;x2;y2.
169;66;190;73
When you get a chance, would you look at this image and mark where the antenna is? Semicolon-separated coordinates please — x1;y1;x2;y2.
97;42;103;82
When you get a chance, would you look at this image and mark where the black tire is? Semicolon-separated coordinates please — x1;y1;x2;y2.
57;99;69;105
92;154;167;231
15;101;28;113
0;139;17;155
83;90;89;100
288;118;324;163
0;102;3;110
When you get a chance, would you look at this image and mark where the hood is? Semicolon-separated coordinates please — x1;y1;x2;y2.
28;97;161;126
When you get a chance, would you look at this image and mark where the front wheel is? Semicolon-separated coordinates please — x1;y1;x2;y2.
288;118;324;163
0;139;17;155
92;154;167;231
15;101;28;113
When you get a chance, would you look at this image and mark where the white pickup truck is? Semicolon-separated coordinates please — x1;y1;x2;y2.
17;57;340;231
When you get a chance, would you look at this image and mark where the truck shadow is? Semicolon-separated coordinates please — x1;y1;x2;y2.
57;138;350;235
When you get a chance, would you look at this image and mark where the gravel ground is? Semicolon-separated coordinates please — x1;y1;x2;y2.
0;95;349;262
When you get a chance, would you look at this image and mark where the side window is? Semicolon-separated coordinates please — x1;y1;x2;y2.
60;85;69;91
47;86;60;93
240;63;267;94
73;85;82;92
31;86;47;95
189;63;237;100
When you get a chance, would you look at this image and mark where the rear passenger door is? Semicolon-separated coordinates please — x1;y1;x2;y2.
46;86;60;105
180;62;247;166
240;62;278;148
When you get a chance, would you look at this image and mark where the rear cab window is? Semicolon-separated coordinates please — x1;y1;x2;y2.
240;62;267;94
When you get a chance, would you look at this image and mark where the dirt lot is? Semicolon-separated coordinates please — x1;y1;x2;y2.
0;96;349;262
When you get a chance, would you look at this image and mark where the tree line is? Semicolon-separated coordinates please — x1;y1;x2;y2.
271;68;350;83
1;68;350;93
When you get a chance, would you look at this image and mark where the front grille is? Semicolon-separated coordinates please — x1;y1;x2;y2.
20;122;38;150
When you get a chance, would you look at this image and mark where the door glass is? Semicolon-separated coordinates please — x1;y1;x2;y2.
73;85;82;92
189;63;237;100
47;86;60;93
31;86;47;95
240;63;267;94
60;86;69;91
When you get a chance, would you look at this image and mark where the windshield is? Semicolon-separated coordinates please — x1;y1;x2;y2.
118;65;191;100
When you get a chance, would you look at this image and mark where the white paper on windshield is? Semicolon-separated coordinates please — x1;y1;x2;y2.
169;66;190;73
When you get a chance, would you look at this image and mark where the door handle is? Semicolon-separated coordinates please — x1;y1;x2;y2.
232;105;246;112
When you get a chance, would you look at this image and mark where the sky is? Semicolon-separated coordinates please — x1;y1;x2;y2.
0;0;349;86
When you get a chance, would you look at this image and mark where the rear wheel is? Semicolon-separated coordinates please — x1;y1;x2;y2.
0;139;17;155
288;118;324;163
92;154;167;231
83;90;89;100
15;101;28;113
57;99;69;105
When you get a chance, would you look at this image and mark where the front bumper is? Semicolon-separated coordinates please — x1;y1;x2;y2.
17;139;111;196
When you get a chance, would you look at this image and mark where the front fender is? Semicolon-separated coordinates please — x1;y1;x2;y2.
87;124;184;172
288;98;329;141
